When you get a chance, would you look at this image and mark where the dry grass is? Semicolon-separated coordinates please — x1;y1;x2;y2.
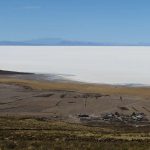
0;117;150;150
0;78;150;98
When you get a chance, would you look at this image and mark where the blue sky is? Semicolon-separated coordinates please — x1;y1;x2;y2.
0;0;150;43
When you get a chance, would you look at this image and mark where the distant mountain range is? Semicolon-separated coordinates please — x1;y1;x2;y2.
0;38;150;46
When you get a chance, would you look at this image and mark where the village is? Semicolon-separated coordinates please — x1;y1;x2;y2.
78;112;150;126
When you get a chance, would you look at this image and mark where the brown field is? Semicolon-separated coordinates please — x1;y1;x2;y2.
0;77;150;97
0;77;150;120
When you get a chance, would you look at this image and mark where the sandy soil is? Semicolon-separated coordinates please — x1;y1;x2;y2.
0;82;150;123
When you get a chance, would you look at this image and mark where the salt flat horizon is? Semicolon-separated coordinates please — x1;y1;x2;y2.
0;46;150;85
